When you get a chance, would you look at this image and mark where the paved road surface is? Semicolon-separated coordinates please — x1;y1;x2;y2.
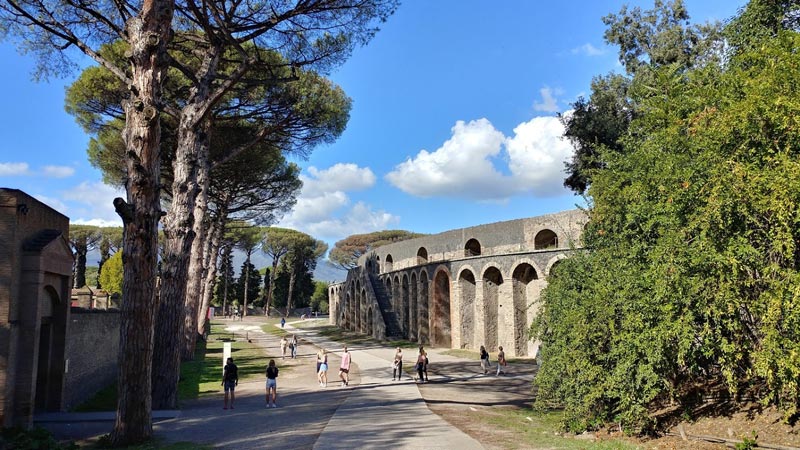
38;317;499;449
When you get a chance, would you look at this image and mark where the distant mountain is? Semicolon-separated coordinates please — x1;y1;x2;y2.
314;259;347;283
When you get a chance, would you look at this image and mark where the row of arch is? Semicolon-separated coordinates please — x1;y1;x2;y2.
333;259;562;357
372;228;560;273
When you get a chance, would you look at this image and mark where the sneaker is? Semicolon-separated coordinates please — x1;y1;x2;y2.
272;404;278;408
223;407;228;410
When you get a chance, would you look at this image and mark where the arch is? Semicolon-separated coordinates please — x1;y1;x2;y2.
419;271;430;344
410;272;418;342
482;266;503;351
545;254;568;276
376;255;381;273
401;274;410;337
512;263;538;356
385;278;393;302
417;247;428;265
458;269;476;349
360;288;368;334
385;254;394;272
464;238;481;257
367;307;374;336
432;269;452;348
36;285;62;411
534;229;559;249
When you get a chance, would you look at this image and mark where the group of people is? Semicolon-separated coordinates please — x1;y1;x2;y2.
391;346;430;383
279;334;298;359
222;341;511;410
479;345;507;376
316;346;352;388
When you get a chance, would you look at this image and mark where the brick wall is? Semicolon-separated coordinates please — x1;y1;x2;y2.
63;311;120;410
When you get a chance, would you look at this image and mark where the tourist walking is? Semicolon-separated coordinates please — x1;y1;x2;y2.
339;346;352;386
280;336;288;359
479;345;491;374
280;317;286;328
266;359;279;408
496;346;507;376
317;349;329;387
392;347;403;381
414;347;427;383
290;334;298;358
222;357;238;410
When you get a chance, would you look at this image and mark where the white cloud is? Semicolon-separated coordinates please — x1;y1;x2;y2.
506;116;577;196
571;43;606;56
0;162;31;176
301;163;376;197
533;87;563;113
42;165;75;178
277;163;398;243
386;115;575;201
33;194;69;215
385;119;512;200
62;181;124;226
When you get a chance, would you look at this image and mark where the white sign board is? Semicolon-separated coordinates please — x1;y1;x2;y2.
223;342;232;375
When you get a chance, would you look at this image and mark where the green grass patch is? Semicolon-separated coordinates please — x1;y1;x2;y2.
74;322;269;411
482;408;642;449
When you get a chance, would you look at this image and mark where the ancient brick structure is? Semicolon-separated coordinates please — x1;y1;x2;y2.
329;209;587;357
0;189;72;427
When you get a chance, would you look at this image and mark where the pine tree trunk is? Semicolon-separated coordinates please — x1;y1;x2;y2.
197;212;225;337
152;106;206;410
286;265;297;317
110;0;174;444
75;245;88;288
181;136;210;360
243;253;251;316
266;257;281;317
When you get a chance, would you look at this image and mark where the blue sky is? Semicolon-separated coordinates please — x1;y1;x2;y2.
0;0;746;250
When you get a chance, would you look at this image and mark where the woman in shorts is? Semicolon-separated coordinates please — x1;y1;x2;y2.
317;349;328;387
266;359;279;408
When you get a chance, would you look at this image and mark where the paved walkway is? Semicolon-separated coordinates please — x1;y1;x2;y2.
38;317;499;449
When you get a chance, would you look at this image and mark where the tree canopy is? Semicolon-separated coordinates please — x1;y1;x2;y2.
329;230;426;269
536;0;800;433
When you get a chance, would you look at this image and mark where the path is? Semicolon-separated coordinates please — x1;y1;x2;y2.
39;316;536;449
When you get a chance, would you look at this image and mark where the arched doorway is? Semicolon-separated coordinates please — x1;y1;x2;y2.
483;267;503;351
419;273;430;344
360;288;368;334
367;307;374;336
458;270;476;349
417;247;428;264
432;270;452;348
401;274;410;337
464;238;481;257
512;263;538;356
534;229;558;249
36;286;64;412
410;272;418;341
385;254;394;272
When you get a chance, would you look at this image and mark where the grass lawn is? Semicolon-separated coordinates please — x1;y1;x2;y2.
74;321;268;411
480;408;642;450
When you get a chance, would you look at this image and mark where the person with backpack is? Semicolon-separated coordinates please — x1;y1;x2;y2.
339;346;352;387
266;359;279;408
222;357;238;410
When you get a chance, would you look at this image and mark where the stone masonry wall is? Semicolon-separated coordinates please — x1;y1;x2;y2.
63;311;120;410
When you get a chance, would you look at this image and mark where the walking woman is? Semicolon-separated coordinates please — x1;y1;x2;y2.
392;347;403;381
479;345;491;374
317;349;329;387
415;347;427;383
266;359;279;408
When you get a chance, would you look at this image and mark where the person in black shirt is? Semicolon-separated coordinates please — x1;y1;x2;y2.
266;359;279;408
222;357;238;409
